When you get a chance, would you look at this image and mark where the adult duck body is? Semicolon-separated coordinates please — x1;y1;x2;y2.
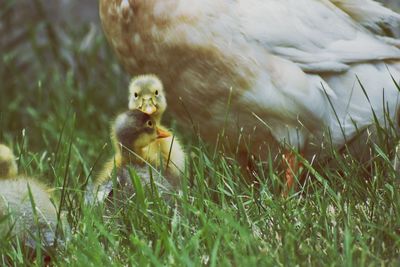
99;0;400;164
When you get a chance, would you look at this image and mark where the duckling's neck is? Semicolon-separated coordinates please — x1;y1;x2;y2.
153;114;163;125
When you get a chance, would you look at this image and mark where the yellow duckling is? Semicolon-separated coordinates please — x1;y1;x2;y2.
128;74;166;123
0;145;65;251
128;74;186;178
0;177;60;249
93;110;178;203
0;144;18;178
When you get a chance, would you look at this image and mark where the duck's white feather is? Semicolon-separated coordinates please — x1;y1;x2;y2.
228;0;400;150
330;0;400;35
238;0;400;73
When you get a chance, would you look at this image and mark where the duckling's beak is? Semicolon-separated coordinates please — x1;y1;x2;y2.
143;105;157;115
156;127;171;139
142;99;157;115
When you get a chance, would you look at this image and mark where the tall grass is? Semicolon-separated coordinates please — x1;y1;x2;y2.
1;2;400;266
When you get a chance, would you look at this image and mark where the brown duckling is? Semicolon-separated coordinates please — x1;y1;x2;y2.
93;110;178;204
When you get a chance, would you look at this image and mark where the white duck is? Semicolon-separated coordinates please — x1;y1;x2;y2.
99;0;400;187
330;0;400;38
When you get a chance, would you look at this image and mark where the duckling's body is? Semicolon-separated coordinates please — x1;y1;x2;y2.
0;144;65;251
128;75;186;178
140;134;186;179
95;159;176;204
0;177;59;248
93;110;178;204
0;144;18;178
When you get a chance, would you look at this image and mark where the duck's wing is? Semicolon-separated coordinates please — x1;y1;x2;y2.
237;0;400;73
330;0;400;36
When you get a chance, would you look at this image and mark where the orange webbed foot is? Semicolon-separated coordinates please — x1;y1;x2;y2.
282;151;303;197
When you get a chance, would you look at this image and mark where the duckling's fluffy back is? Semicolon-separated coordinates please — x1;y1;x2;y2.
0;177;60;248
0;144;18;178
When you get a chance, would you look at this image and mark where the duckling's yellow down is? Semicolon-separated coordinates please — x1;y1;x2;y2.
141;125;185;178
0;144;18;178
0;144;64;248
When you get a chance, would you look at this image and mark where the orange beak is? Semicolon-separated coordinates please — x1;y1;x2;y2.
156;127;171;139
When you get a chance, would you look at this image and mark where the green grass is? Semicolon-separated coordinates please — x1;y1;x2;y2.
1;6;400;266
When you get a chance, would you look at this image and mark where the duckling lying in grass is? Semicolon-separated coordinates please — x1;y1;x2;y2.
128;74;186;178
93;110;178;204
0;178;60;249
0;144;65;253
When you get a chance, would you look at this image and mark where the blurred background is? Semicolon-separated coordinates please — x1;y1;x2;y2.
0;1;124;138
0;0;128;181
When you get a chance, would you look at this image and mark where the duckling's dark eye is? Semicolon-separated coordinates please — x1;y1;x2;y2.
147;120;153;128
155;90;159;96
134;92;138;98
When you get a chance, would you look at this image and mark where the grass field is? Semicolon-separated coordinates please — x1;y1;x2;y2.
1;7;400;267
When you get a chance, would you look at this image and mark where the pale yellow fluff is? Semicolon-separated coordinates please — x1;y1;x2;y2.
0;144;65;248
0;177;61;248
0;144;18;178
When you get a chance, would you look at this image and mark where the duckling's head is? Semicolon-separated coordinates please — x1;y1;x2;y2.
0;144;18;178
113;110;170;154
128;74;166;123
